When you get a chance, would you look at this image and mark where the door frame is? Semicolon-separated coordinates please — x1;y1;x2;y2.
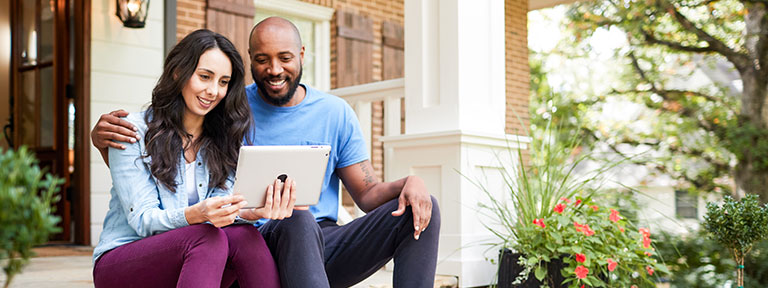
73;0;90;246
9;0;90;245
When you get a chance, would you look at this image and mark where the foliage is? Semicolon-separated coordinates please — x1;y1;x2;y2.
703;194;768;287
0;147;62;288
533;0;768;201
654;229;768;287
515;196;669;287
473;122;668;287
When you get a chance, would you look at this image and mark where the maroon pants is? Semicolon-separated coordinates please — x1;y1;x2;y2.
93;224;280;288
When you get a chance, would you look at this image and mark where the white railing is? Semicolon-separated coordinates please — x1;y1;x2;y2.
330;78;405;146
328;78;405;223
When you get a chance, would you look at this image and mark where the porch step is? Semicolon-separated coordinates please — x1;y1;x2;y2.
1;255;459;288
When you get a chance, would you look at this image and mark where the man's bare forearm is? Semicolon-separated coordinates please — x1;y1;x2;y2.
354;176;407;212
98;147;110;168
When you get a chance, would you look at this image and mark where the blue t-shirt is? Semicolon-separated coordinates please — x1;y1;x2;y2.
245;83;368;223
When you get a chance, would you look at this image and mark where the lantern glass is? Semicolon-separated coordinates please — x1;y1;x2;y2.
116;0;150;28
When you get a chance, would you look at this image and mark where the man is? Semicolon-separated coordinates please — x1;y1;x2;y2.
91;17;440;288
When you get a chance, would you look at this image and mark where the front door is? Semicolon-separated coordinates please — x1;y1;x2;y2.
11;0;82;243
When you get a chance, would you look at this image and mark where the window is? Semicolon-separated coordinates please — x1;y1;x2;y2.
253;0;333;91
675;190;698;219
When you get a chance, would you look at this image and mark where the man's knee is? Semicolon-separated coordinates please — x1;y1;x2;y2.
429;195;440;224
426;195;441;234
272;210;321;238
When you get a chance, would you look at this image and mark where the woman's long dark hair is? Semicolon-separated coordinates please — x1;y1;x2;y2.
144;29;252;192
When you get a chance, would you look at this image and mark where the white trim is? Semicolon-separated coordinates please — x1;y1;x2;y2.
331;78;404;103
529;0;579;10
382;130;531;150
253;0;333;90
254;0;334;21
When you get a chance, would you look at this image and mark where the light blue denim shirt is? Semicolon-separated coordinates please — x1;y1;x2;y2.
93;112;233;262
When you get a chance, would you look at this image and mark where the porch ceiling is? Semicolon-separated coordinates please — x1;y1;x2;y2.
529;0;579;10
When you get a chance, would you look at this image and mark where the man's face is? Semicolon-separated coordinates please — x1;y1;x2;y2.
249;31;304;106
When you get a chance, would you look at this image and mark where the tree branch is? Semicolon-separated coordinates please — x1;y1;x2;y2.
661;0;750;71
642;30;716;53
625;51;720;131
583;127;726;192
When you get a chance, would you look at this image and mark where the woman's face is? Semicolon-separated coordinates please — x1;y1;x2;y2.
182;48;232;120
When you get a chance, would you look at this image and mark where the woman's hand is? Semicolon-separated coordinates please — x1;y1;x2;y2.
239;177;299;220
185;195;247;227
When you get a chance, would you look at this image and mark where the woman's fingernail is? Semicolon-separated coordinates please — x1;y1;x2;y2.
415;234;420;240
415;225;420;231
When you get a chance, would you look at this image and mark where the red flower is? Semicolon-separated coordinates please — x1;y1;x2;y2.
560;197;571;203
584;226;595;236
573;221;595;236
554;203;566;214
609;209;621;222
619;226;625;233
590;205;599;211
640;228;652;248
574;265;589;279
533;218;546;228
646;266;654;276
575;253;586;263
645;251;652;257
607;258;617;272
574;199;582;206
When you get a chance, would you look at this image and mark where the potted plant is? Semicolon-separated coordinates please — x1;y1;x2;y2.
703;194;768;288
473;127;668;287
0;147;62;288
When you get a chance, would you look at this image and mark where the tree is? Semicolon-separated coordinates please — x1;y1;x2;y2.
551;0;768;201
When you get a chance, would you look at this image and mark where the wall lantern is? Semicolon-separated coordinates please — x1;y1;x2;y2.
116;0;150;28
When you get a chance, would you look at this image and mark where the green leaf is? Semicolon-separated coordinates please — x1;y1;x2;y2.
535;265;546;281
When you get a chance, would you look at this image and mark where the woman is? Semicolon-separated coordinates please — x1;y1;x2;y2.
93;29;290;288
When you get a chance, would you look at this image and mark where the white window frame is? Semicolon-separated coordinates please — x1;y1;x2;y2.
254;0;333;91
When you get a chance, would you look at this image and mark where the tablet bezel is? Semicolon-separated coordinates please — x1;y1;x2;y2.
232;145;331;208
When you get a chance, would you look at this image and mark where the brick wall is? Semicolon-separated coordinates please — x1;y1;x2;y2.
176;0;206;41
506;0;531;136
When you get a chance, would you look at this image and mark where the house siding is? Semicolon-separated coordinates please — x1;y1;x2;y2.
90;0;164;245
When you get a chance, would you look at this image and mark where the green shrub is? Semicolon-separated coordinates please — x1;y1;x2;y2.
703;194;768;288
0;147;62;288
655;230;768;288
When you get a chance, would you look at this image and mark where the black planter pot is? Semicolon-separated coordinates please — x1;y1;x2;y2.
497;249;567;288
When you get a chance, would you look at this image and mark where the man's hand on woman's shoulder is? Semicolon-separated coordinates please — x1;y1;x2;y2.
91;109;141;150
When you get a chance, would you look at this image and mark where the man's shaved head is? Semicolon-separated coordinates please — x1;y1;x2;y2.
247;17;305;107
249;17;302;52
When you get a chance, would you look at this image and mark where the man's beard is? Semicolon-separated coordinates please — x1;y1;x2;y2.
254;66;303;106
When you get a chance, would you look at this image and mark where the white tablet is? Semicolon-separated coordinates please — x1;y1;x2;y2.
233;145;331;208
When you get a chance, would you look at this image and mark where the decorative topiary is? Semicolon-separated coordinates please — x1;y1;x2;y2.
0;147;62;288
704;194;768;288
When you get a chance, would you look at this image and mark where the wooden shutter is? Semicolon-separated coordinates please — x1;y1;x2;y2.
335;9;373;88
382;21;406;134
382;21;404;80
206;0;255;84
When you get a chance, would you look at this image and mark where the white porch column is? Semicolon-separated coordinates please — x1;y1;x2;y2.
382;0;527;286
